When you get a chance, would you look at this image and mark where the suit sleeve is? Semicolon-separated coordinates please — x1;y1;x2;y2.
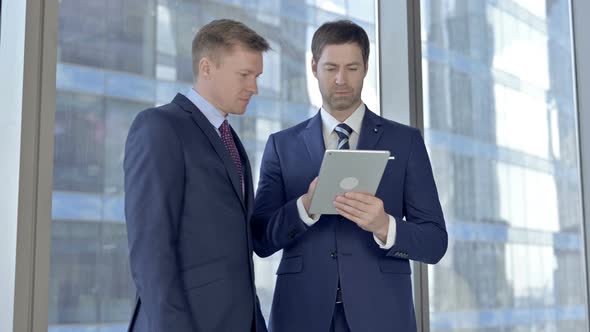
124;110;195;331
251;134;310;258
387;129;448;264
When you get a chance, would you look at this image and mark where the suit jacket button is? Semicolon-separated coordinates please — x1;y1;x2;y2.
330;251;337;259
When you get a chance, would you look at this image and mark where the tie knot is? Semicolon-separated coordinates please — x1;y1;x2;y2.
335;123;352;139
335;123;352;150
219;119;230;133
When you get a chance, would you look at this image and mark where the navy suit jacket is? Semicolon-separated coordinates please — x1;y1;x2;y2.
252;108;447;332
124;94;266;332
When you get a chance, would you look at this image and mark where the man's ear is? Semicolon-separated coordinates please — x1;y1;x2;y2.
311;58;318;79
199;57;213;79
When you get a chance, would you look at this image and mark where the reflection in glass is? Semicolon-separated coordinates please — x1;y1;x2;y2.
421;0;587;331
49;1;377;330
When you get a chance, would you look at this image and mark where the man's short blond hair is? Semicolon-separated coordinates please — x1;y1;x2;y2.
192;19;270;80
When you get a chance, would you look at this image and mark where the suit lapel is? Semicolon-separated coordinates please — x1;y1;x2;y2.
231;126;253;214
232;129;255;252
302;111;326;171
357;107;384;150
172;94;246;213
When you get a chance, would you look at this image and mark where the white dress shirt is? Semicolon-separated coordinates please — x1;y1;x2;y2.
295;103;397;249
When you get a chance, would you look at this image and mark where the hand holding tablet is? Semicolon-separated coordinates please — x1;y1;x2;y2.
308;150;391;215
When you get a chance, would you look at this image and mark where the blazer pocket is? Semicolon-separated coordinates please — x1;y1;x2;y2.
379;259;411;274
181;259;227;290
276;255;303;275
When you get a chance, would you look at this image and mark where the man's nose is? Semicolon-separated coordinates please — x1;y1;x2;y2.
335;69;347;85
248;78;258;95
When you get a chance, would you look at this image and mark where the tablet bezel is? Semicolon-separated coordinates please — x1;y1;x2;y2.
308;149;391;215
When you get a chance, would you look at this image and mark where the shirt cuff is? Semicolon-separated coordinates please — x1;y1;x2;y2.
297;196;321;226
373;215;397;249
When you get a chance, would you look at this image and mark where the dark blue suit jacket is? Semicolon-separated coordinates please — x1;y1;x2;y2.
124;94;266;332
252;108;447;332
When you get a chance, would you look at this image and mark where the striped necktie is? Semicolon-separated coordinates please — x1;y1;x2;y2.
335;123;353;150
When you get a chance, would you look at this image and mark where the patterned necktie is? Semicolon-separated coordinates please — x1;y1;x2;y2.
335;123;353;150
334;122;353;304
219;120;244;192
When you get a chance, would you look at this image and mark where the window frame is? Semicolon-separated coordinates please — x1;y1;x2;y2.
2;0;589;331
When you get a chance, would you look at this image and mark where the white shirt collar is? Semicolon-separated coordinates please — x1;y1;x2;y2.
320;103;366;137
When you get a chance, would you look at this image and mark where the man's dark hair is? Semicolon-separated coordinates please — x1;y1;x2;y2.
311;20;370;65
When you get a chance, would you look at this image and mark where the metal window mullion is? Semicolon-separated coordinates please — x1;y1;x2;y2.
406;1;430;332
571;0;590;329
378;1;430;332
0;0;58;331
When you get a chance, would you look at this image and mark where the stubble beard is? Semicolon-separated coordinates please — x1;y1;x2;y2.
326;92;360;113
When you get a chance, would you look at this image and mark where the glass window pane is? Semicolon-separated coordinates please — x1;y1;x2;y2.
49;1;378;330
421;0;588;331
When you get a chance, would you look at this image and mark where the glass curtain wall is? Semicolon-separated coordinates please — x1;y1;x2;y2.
48;1;378;330
421;0;588;331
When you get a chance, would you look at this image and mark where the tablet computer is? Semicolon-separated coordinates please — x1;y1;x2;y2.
308;149;391;215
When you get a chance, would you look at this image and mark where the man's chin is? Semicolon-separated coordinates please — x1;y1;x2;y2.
229;107;248;115
330;99;356;111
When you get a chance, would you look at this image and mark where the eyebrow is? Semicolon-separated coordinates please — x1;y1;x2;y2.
239;69;263;75
322;62;363;67
239;70;263;78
